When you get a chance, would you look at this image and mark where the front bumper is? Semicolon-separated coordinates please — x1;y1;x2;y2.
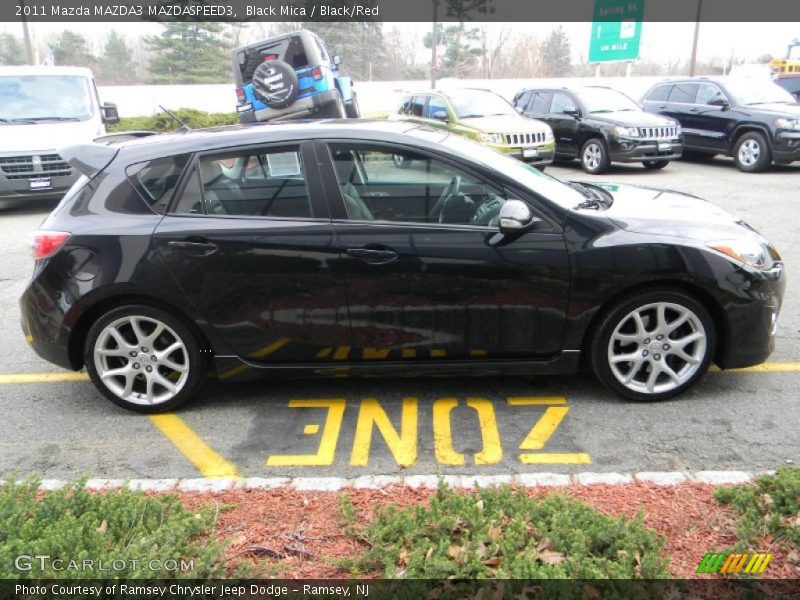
608;137;683;162
239;89;342;123
491;141;555;166
717;263;786;369
0;151;78;203
772;130;800;163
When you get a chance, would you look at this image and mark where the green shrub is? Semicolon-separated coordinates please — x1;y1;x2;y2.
338;484;669;579
0;477;225;578
109;108;239;133
714;467;800;550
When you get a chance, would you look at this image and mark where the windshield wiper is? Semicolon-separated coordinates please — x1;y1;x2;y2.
589;109;613;113
570;182;613;209
0;117;37;124
25;116;81;122
458;114;485;119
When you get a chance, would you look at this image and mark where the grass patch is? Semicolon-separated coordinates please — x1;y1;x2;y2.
0;477;226;578
338;484;669;578
714;467;800;554
110;108;239;133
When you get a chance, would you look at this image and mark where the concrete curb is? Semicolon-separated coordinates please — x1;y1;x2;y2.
25;471;760;492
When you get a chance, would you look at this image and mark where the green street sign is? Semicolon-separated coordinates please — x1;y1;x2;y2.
589;0;644;63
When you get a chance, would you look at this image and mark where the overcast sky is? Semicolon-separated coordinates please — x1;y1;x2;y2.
2;21;797;65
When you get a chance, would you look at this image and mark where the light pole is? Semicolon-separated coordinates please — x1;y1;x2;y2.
430;0;438;89
689;0;702;76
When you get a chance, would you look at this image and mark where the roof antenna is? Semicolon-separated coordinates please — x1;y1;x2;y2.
159;105;191;132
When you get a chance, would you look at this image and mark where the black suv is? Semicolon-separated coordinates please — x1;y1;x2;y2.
513;86;682;174
641;77;800;172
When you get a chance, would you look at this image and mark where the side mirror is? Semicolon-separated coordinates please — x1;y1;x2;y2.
432;110;449;122
332;55;341;66
101;102;120;125
563;107;581;118
709;98;730;110
498;199;538;234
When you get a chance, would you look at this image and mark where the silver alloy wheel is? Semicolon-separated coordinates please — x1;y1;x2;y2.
93;315;189;406
738;138;761;166
607;302;707;394
583;143;602;170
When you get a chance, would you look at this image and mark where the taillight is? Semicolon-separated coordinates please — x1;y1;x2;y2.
30;231;70;260
235;87;246;104
311;66;322;80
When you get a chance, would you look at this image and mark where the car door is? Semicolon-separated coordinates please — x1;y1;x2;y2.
662;83;700;147
316;140;570;362
151;141;351;364
687;83;737;152
546;92;582;157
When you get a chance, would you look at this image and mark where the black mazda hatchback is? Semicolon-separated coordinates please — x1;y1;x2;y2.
21;121;785;412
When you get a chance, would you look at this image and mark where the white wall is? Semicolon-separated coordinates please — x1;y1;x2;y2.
98;76;682;119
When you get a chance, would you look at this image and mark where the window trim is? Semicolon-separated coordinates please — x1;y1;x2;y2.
165;139;328;221
314;139;561;233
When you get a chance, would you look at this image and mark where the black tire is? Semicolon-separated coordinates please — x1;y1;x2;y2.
642;160;669;170
252;60;299;109
84;305;206;413
580;138;610;174
345;93;361;118
590;289;715;402
325;94;347;118
733;131;772;173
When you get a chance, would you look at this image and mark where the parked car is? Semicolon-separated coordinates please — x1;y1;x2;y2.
775;73;800;102
232;29;358;124
394;88;554;169
0;66;119;207
512;85;682;174
22;121;784;412
641;77;800;172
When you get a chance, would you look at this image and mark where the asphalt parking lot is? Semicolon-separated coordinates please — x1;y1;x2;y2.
1;156;799;480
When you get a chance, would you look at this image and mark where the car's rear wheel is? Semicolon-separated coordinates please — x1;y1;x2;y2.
642;160;669;170
733;131;771;173
345;93;361;118
326;94;347;118
580;139;610;174
84;305;206;413
590;289;715;401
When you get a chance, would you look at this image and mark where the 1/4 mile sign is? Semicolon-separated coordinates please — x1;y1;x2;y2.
589;0;644;62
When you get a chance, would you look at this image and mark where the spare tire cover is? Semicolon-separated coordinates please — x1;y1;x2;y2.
252;60;299;109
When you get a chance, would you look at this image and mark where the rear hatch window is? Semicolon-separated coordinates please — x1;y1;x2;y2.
237;35;311;85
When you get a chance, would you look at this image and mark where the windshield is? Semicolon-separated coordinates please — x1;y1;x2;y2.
447;90;517;119
575;88;641;113
723;79;796;105
406;128;585;209
0;75;94;122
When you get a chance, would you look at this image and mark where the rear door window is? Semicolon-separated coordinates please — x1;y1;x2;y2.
410;96;427;117
668;83;698;104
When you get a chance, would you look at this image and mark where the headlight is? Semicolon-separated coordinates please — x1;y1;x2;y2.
613;126;640;138
775;118;800;130
706;238;773;270
479;132;504;144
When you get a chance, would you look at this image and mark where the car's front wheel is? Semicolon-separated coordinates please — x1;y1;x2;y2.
326;94;347;118
590;290;715;401
733;131;772;173
580;139;610;174
84;305;206;413
642;160;669;170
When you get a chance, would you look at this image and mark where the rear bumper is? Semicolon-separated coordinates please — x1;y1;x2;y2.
716;263;786;369
608;138;683;162
239;89;341;123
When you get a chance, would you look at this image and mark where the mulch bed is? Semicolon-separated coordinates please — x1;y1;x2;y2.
178;481;798;579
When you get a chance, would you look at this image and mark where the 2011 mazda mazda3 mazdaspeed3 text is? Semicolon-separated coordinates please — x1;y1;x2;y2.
20;121;785;412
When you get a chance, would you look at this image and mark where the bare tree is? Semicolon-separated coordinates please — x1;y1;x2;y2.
477;25;511;79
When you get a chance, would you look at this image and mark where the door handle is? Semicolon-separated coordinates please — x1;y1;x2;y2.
346;247;399;265
168;239;218;256
688;108;701;113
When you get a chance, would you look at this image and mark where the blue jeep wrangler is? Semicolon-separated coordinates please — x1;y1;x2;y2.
232;30;360;123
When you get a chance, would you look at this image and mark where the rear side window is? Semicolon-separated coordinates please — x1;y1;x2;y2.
668;83;698;104
126;154;191;214
173;146;312;218
645;85;670;102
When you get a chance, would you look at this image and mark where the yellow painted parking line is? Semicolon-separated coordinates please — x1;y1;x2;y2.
149;414;240;478
710;361;800;373
0;372;90;384
519;453;592;465
508;396;568;406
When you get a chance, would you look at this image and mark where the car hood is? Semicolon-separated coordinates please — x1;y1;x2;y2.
583;182;757;238
589;110;676;126
741;102;800;117
459;115;550;134
0;120;104;153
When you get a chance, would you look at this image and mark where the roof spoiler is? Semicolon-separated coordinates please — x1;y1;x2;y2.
59;143;119;178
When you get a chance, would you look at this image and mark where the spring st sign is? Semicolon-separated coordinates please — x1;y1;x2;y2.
589;0;644;62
